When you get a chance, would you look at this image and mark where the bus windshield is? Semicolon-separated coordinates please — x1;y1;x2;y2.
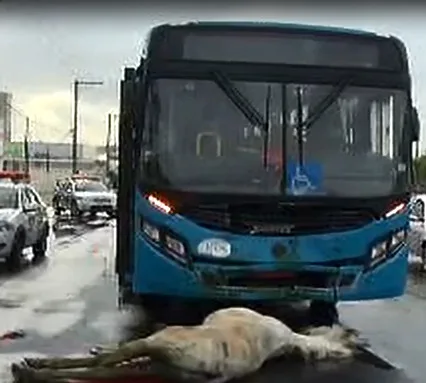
142;78;407;198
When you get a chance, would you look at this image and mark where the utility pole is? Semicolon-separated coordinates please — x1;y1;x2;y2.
23;117;30;175
71;79;103;174
113;114;118;161
72;80;78;174
106;113;112;175
46;146;50;173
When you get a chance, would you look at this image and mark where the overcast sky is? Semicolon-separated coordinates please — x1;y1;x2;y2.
1;3;426;149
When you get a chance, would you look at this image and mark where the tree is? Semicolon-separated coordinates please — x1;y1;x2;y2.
414;155;426;184
106;169;118;189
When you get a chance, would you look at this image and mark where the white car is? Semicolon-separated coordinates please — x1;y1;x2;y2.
408;193;426;270
0;181;50;269
70;177;117;218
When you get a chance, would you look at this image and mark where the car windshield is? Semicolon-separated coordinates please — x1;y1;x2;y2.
142;78;408;198
75;181;108;192
0;187;18;209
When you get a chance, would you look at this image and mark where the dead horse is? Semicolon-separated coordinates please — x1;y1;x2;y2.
11;307;366;383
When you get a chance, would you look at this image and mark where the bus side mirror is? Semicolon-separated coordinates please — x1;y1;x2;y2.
411;107;420;142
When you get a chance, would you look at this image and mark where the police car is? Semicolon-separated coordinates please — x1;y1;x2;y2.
0;171;50;269
53;173;117;219
408;193;426;270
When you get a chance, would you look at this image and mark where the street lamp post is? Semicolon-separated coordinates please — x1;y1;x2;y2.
72;79;103;174
105;112;118;175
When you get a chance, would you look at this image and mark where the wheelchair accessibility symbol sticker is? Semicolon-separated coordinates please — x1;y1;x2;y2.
287;162;323;196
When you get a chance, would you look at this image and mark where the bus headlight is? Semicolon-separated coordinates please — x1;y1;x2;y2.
140;218;188;263
371;241;387;263
142;221;160;242
390;229;407;248
165;235;186;261
370;229;407;265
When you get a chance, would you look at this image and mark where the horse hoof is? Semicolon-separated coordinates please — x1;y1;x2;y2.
11;363;35;383
23;358;44;369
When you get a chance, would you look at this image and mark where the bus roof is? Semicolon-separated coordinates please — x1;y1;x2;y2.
151;21;383;39
145;21;407;73
187;21;380;38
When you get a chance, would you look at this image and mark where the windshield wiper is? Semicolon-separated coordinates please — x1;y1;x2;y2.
211;71;271;168
295;87;305;167
263;85;272;167
212;71;265;127
297;77;352;133
294;77;352;170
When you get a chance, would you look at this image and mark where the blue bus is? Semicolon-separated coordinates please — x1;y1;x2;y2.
116;22;420;325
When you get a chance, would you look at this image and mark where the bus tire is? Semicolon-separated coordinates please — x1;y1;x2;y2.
118;286;138;307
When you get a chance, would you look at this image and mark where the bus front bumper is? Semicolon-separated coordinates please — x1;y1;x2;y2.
131;239;409;303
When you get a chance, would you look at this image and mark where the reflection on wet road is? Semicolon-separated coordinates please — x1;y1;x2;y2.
340;289;426;383
0;220;424;382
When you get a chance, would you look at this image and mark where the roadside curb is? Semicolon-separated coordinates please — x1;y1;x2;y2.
357;345;400;370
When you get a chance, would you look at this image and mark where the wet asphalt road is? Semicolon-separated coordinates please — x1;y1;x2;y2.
0;219;424;383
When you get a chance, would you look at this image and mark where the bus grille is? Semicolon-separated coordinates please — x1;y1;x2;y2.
226;270;356;289
178;203;375;235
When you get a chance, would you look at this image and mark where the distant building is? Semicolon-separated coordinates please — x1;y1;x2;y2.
3;141;101;160
0;92;13;157
95;144;118;159
29;142;81;159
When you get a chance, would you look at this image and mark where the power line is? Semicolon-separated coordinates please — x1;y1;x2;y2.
71;79;103;173
3;100;71;142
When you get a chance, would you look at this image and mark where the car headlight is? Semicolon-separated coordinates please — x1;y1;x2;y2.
0;221;14;233
371;229;407;266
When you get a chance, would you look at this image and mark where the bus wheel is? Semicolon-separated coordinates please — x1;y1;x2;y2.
140;295;202;326
138;295;171;324
308;300;339;327
118;286;138;308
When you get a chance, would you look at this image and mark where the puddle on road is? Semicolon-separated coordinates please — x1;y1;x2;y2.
0;292;28;309
0;299;22;309
87;308;146;345
33;299;85;314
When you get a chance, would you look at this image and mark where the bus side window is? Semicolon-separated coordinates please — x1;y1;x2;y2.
141;83;161;178
370;97;394;158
